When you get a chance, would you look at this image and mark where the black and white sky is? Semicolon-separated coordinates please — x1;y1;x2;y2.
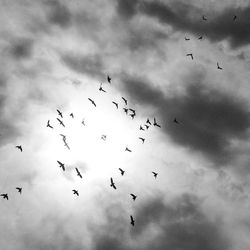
1;0;250;249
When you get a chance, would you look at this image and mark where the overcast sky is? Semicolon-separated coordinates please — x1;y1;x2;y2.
1;0;250;249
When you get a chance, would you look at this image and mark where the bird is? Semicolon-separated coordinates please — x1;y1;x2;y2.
70;113;74;118
139;137;145;144
198;36;203;40
152;171;158;179
101;135;107;141
217;62;223;70
123;108;128;114
57;109;63;118
145;124;149;130
57;118;65;127
130;113;135;119
47;120;53;129
60;134;66;140
88;98;96;107
72;189;79;196
153;118;161;128
112;101;118;109
185;37;190;41
75;168;82;178
186;53;193;60
173;118;179;124
233;15;237;21
146;118;151;125
202;15;207;21
82;119;86;126
107;75;111;83
129;108;136;114
0;194;8;200
125;147;132;152
122;97;128;105
140;125;145;131
118;168;125;176
99;84;106;93
130;193;137;201
16;145;23;152
57;160;65;171
16;187;22;194
110;178;116;189
130;215;135;226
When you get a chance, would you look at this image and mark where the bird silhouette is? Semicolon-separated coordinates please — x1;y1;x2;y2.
129;108;136;114
107;75;111;83
186;53;193;60
112;101;118;109
125;147;132;152
202;15;207;21
82;119;86;126
122;97;128;105
99;84;106;93
233;15;237;21
130;215;135;226
140;125;145;131
153;118;161;128
217;62;223;70
57;118;65;127
16;145;23;152
57;109;63;118
146;118;151;125
130;193;137;201
47;120;53;129
72;189;79;196
139;137;145;144
88;98;96;107
16;187;22;194
110;178;117;189
145;124;149;130
152;171;158;179
185;37;190;41
118;168;125;176
198;36;203;40
123;108;128;114
0;194;8;200
101;135;107;141
75;168;82;178
173;118;179;124
70;113;74;118
130;113;135;119
57;161;65;171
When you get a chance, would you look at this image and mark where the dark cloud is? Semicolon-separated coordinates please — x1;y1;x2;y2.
116;0;139;19
121;74;250;165
116;0;250;48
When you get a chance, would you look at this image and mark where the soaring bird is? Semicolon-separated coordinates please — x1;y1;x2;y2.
99;84;106;93
186;53;193;60
130;215;135;226
0;194;8;200
101;135;107;141
233;15;237;21
130;113;135;119
153;118;161;128
140;125;145;131
173;118;179;124
57;118;65;127
82;119;86;126
72;189;79;196
110;178;116;189
88;98;96;107
139;137;145;144
70;113;74;118
16;145;23;152
146;118;151;125
57;160;65;171
47;120;53;129
122;97;128;105
152;171;158;179
202;15;207;21
125;147;132;152
185;37;190;41
129;108;136;114
145;124;149;130
112;101;118;109
130;193;137;201
75;168;82;178
217;62;223;70
118;168;125;176
198;36;203;40
123;108;128;114
16;187;22;194
107;75;111;83
57;109;63;118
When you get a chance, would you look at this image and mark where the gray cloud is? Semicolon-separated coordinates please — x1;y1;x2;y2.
9;38;34;59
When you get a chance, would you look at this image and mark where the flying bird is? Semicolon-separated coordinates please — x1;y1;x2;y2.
153;118;161;128
129;108;136;114
130;113;135;119
146;118;151;125
57;118;65;127
145;124;149;130
82;119;86;126
72;189;79;196
233;15;237;21
75;168;82;178
140;125;145;131
130;193;137;201
118;168;125;176
16;145;23;152
130;215;135;226
110;178;117;189
217;62;223;70
152;171;158;179
202;15;207;21
139;137;145;144
47;120;53;129
99;84;106;93
186;53;193;60
112;101;118;109
101;135;107;141
16;187;22;194
107;75;111;83
198;36;203;40
0;194;8;200
88;98;96;107
122;97;128;105
60;134;66;140
173;118;179;124
123;108;128;114
70;113;74;118
57;160;65;171
185;37;190;41
125;147;132;152
57;109;63;118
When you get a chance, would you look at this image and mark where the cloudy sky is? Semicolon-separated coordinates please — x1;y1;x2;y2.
1;0;250;249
